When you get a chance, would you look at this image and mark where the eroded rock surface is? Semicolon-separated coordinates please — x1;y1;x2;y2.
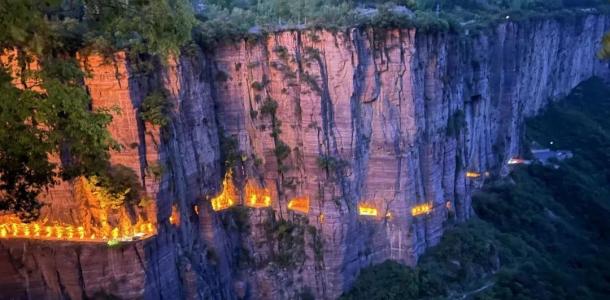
1;14;609;300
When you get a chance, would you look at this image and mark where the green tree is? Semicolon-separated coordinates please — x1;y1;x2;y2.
83;0;196;58
0;61;118;221
0;0;195;221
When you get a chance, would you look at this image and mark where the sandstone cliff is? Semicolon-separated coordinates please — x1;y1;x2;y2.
0;13;608;300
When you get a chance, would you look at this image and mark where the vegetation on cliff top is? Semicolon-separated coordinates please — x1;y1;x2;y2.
0;0;195;57
342;78;610;299
195;0;608;47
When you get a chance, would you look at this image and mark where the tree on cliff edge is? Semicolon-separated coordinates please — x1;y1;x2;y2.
0;0;195;221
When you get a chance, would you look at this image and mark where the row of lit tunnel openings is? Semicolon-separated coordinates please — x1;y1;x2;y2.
205;171;490;218
0;170;492;245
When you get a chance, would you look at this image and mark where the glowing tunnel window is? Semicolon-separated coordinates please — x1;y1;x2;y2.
411;203;432;216
169;205;180;225
245;180;271;208
358;203;378;217
0;176;156;245
0;220;155;244
211;171;237;211
466;171;481;178
288;196;310;214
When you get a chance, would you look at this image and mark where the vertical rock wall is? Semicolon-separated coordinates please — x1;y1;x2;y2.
206;14;610;299
0;53;165;300
0;13;608;300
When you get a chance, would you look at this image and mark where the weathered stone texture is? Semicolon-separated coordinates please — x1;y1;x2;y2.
0;14;608;300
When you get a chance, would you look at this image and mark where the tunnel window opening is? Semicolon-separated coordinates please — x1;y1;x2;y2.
0;217;154;243
211;171;237;211
0;176;156;245
245;180;271;208
466;171;481;178
411;203;432;216
358;203;378;217
169;204;180;225
288;196;310;214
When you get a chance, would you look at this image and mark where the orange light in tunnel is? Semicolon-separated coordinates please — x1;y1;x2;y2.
466;171;481;178
55;226;64;239
170;205;180;225
111;227;119;240
0;219;155;243
288;196;310;214
211;171;237;211
67;226;75;239
23;224;30;237
33;224;41;237
411;203;432;216
0;175;158;245
77;226;85;239
358;203;378;217
245;180;272;208
11;224;18;236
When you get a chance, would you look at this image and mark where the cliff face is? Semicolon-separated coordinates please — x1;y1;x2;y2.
0;14;608;300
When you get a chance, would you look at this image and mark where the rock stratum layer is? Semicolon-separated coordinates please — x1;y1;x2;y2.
1;14;609;300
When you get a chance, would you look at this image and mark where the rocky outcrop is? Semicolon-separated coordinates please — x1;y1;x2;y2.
206;14;609;299
0;239;148;299
0;13;608;300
